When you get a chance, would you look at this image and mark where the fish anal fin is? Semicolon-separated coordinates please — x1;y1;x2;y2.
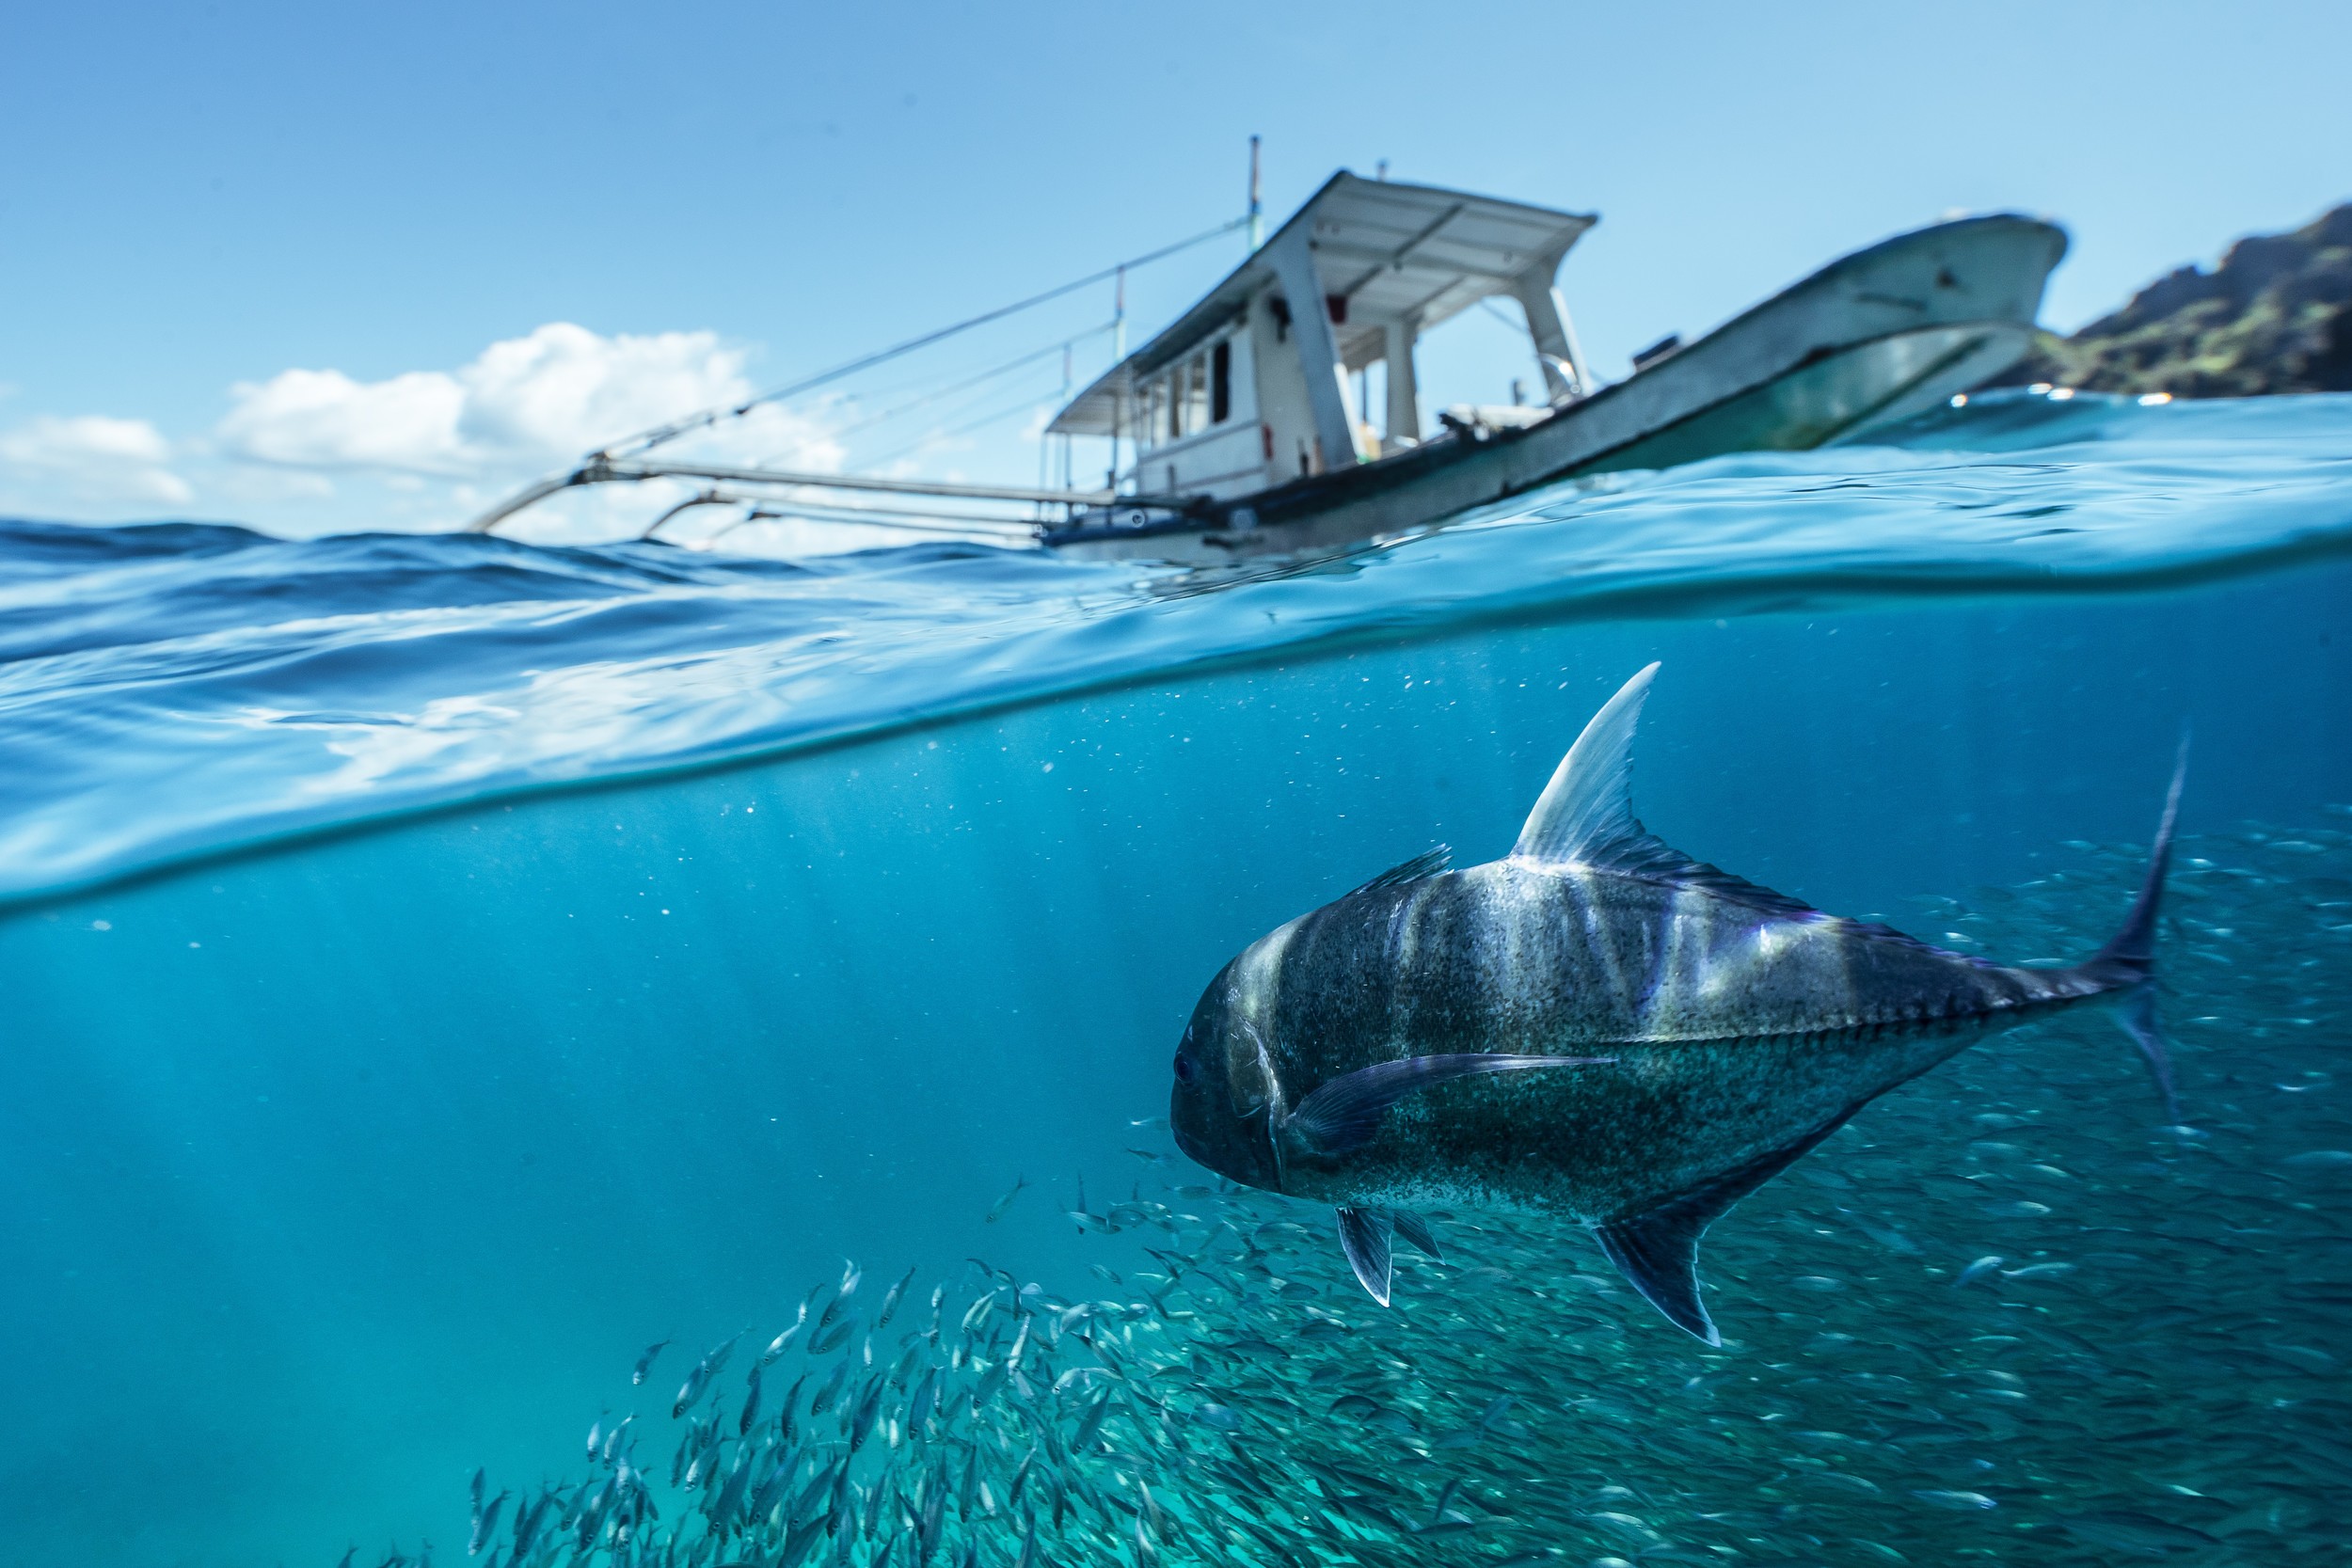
1592;1116;1854;1345
1350;845;1453;896
1593;1212;1719;1346
1390;1208;1443;1262
1336;1207;1393;1307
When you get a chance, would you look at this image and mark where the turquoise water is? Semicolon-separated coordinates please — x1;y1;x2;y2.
2;389;2348;1566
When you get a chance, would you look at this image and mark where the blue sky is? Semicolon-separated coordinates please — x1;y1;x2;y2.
3;0;2345;539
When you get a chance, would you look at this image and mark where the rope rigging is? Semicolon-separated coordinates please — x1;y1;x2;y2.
860;365;1085;469
599;216;1248;464
784;321;1111;453
467;209;1248;537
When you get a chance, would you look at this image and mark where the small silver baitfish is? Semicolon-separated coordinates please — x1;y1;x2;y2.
1170;664;2184;1343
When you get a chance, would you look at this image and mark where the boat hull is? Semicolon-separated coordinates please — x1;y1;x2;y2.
1045;214;2065;564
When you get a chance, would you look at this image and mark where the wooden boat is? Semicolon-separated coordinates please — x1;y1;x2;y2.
1041;172;2066;563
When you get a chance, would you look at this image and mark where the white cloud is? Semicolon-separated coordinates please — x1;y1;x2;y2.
3;322;882;541
216;322;842;483
218;366;468;474
0;414;192;505
9;414;171;465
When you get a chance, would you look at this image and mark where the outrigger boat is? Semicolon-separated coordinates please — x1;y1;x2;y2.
470;170;2065;562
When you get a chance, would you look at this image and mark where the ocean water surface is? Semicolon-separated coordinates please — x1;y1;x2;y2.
2;389;2349;1567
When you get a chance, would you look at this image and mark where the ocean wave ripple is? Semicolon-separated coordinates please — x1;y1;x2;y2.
3;390;2348;901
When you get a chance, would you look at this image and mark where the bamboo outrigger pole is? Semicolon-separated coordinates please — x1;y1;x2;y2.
463;456;1120;535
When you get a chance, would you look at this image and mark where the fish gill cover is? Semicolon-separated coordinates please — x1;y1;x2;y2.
2;388;2351;1568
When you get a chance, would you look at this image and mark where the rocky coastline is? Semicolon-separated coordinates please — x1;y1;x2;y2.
1992;202;2352;396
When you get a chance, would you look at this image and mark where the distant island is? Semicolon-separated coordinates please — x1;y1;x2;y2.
1991;202;2351;396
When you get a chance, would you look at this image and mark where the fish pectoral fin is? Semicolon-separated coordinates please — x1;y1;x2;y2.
1592;1117;1855;1345
1282;1053;1615;1159
1335;1206;1394;1307
1347;844;1453;896
1390;1207;1443;1262
1512;662;1660;864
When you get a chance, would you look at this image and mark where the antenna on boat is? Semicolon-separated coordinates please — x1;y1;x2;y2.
1248;135;1264;252
1108;263;1128;493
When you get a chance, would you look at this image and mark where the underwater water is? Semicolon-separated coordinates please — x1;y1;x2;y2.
1;388;2349;1568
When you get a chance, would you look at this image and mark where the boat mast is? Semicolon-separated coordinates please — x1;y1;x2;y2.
1110;264;1127;491
1248;136;1263;252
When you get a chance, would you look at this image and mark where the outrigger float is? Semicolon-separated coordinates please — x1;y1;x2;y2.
472;170;2066;564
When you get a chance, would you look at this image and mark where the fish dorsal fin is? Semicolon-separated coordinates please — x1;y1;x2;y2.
1514;663;1661;864
1581;832;1827;922
1335;1206;1394;1306
1591;1117;1852;1345
1348;845;1452;897
1511;662;1838;925
1596;834;1969;958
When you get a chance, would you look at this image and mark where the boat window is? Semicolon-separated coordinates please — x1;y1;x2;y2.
1211;340;1232;424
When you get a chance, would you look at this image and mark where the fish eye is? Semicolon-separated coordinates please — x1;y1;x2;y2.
1172;1052;1198;1085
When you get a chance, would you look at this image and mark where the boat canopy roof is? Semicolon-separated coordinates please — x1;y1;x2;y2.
1048;171;1597;436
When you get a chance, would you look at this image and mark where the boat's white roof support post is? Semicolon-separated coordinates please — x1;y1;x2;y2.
1514;261;1590;402
1264;230;1365;469
1383;317;1421;449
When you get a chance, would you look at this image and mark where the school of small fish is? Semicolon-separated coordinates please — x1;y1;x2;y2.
354;820;2349;1568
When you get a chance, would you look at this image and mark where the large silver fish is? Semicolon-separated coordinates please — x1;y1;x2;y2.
1168;664;2182;1343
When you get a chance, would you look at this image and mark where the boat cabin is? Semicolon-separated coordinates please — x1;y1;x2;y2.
1047;171;1597;504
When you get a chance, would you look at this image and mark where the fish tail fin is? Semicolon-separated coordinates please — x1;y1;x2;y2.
2112;980;2181;1126
2080;736;2187;987
2070;737;2188;1121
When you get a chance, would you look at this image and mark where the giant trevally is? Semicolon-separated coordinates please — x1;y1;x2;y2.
1168;664;2183;1343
